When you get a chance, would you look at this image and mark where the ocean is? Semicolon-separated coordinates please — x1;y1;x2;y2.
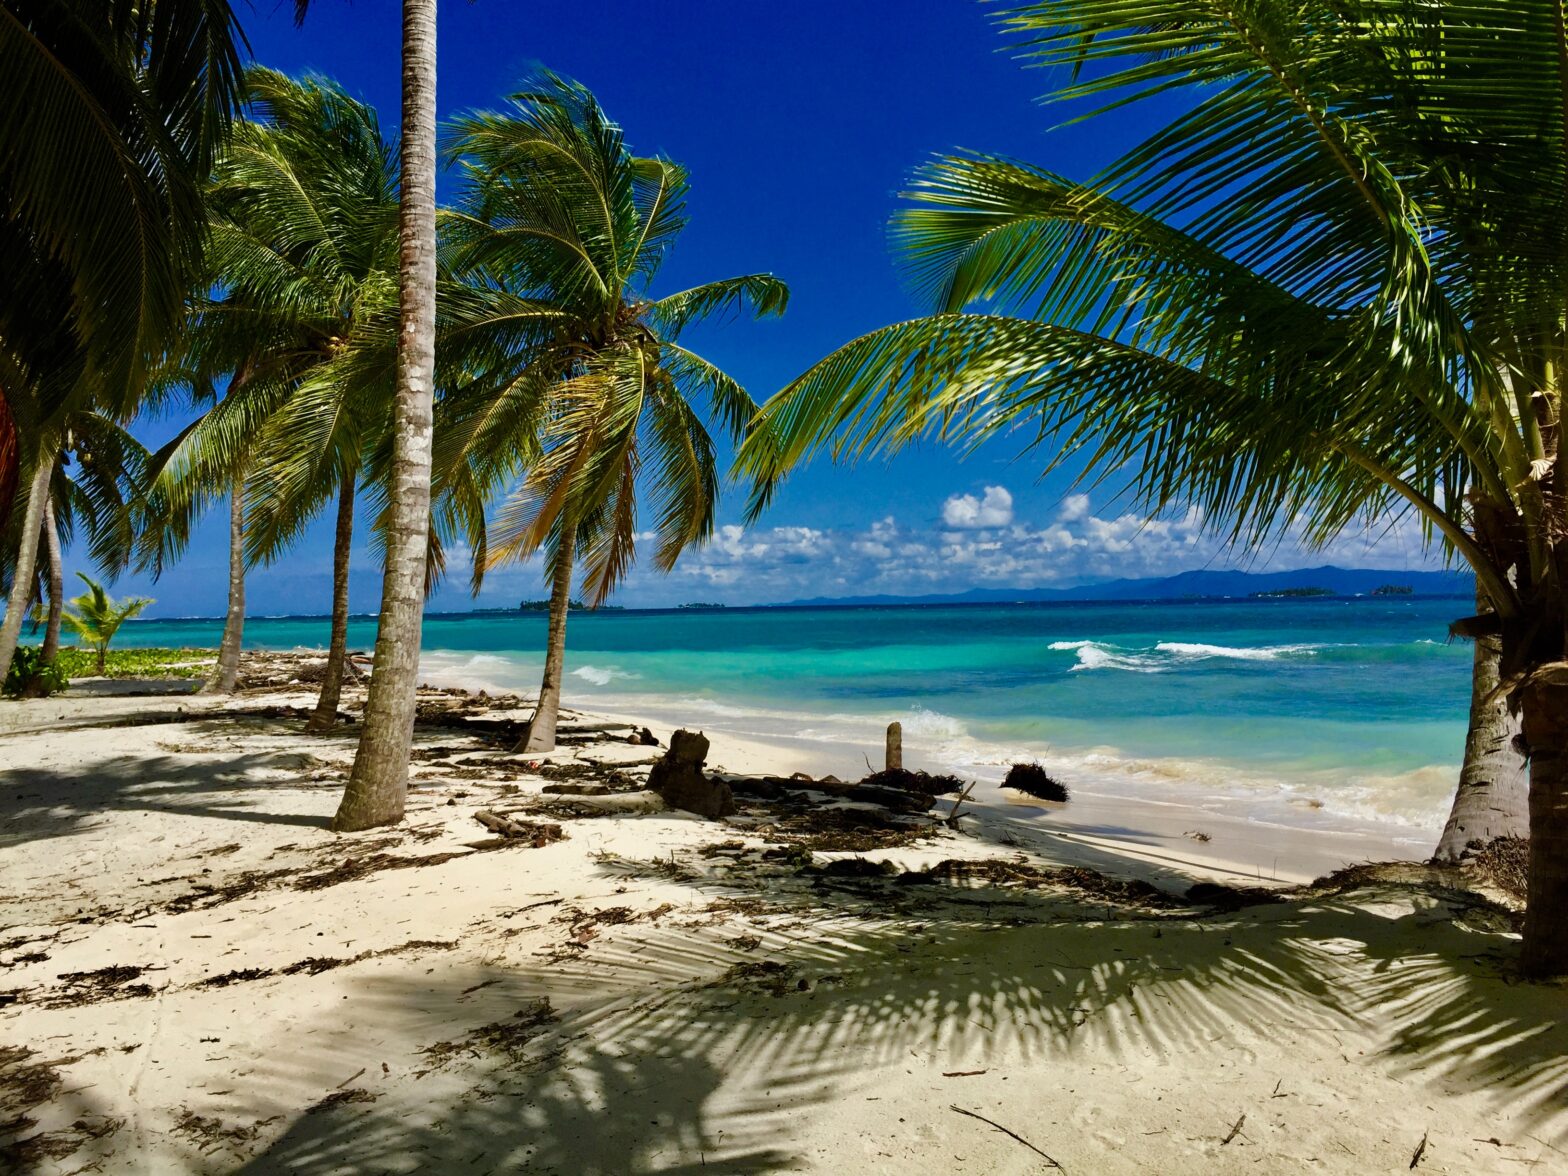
119;595;1472;835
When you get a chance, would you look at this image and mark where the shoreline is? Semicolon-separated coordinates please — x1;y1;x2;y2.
16;642;1447;885
33;642;1449;881
411;653;1446;884
105;595;1473;846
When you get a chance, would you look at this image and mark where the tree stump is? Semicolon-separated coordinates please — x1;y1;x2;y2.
647;729;734;818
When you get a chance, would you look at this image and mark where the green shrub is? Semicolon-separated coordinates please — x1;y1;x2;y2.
3;647;70;699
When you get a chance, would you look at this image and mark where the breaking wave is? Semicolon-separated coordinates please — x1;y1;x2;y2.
1050;638;1326;672
571;664;641;687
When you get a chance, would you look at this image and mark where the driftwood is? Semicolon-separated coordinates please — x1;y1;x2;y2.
540;790;667;815
473;810;564;846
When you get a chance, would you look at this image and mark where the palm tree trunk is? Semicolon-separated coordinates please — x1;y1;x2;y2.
307;475;356;734
333;0;438;833
40;494;62;665
1435;591;1528;861
1519;677;1568;978
521;527;576;753
202;467;246;694
0;454;54;679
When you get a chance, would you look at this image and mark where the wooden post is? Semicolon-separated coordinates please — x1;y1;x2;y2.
885;721;903;772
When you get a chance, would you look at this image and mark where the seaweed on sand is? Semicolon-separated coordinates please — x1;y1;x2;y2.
1468;837;1528;902
418;999;558;1070
761;804;935;853
1002;762;1069;803
897;858;1186;910
0;1046;123;1167
857;768;966;796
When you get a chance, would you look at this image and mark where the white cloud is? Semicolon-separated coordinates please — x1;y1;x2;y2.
942;485;1014;529
1057;493;1091;521
419;483;1449;612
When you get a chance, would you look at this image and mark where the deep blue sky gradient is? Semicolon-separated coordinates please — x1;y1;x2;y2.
108;1;1439;616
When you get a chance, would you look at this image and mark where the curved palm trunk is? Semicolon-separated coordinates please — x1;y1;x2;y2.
334;0;438;833
0;455;54;678
202;468;246;694
1435;593;1528;861
521;527;576;753
40;494;62;665
307;475;356;734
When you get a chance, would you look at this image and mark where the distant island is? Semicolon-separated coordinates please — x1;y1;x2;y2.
676;602;727;610
786;565;1471;608
518;599;623;612
1251;586;1334;598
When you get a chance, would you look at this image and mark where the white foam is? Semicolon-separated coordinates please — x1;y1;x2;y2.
417;650;535;693
898;706;971;740
570;664;640;687
1155;641;1323;661
1048;638;1323;671
1049;640;1165;673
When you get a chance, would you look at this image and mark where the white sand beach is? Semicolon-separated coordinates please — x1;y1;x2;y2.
1;660;1562;1174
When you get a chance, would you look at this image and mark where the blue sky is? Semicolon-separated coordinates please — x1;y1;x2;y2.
111;0;1442;616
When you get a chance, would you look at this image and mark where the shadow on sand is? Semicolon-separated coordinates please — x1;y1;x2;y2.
0;737;342;847
229;862;1568;1173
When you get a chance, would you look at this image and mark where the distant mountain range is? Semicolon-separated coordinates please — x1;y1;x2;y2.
785;565;1473;607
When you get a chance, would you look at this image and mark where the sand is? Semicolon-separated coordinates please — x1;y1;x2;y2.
1;662;1564;1174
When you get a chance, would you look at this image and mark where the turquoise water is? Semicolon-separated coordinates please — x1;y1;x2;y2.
121;596;1471;828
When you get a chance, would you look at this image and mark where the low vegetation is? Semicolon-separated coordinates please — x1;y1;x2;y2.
51;647;211;681
5;645;206;698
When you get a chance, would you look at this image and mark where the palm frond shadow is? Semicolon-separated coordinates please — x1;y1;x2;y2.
0;751;334;848
232;871;1568;1173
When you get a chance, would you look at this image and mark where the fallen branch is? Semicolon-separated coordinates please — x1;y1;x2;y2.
1221;1113;1246;1146
944;781;979;829
334;1067;366;1090
1410;1131;1428;1169
541;789;667;815
949;1105;1063;1170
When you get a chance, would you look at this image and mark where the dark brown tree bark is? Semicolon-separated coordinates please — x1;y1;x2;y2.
1519;677;1568;978
520;525;576;753
202;467;247;694
334;0;438;832
307;474;356;734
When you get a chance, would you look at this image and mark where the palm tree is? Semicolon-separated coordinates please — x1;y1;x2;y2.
739;2;1568;975
2;409;156;693
62;572;151;675
440;75;788;752
0;0;244;405
331;0;440;832
1437;590;1528;859
141;68;401;713
0;1;246;686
